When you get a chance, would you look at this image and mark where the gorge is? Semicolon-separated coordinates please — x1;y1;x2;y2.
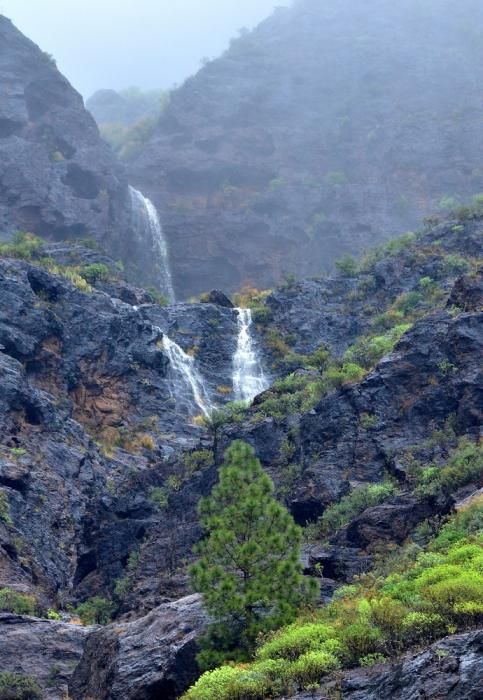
0;2;482;700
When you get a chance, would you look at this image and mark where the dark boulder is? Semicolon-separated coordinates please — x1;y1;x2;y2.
70;594;207;700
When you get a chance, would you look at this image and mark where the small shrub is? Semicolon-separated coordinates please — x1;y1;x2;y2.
313;482;397;540
184;449;214;475
338;621;382;662
73;596;115;625
0;492;12;525
290;650;339;686
401;612;445;643
81;263;110;283
0;232;43;260
335;255;358;276
415;440;483;498
359;652;388;667
0;588;37;615
150;487;169;511
0;673;43;700
440;254;471;277
257;623;337;661
147;288;169;306
47;609;61;621
138;433;156;450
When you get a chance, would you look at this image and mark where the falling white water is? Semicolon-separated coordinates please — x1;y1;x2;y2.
162;335;212;418
129;186;175;303
233;308;269;403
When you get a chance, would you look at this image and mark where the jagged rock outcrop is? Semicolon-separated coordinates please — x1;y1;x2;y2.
0;16;161;288
0;253;238;607
70;594;206;700
0;612;91;700
129;0;483;297
291;630;483;700
0;596;206;700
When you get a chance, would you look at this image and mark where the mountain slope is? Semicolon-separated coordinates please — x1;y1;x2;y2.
130;0;483;297
0;16;162;289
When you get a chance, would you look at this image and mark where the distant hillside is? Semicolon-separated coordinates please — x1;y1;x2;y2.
87;87;170;160
130;0;483;297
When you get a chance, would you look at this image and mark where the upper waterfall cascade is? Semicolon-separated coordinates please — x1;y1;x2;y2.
129;186;175;303
233;308;269;403
162;335;213;418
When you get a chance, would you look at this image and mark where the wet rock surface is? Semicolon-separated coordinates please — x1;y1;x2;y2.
0;613;91;700
290;630;483;700
70;594;207;700
0;16;161;288
129;0;483;297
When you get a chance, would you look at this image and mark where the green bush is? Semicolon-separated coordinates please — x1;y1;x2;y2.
440;254;471;276
344;324;411;369
257;623;337;661
400;612;446;643
184;499;483;698
0;589;37;616
0;492;12;525
183;450;214;475
0;673;43;700
338;621;383;662
73;596;115;625
0;232;43;260
312;482;397;540
415;440;483;497
290;650;339;686
81;263;110;283
335;255;358;276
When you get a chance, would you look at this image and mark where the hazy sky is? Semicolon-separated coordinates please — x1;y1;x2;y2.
0;0;290;98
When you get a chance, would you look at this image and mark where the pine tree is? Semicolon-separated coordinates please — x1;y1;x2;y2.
189;440;317;669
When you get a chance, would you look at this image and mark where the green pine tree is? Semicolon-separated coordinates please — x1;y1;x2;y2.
189;440;317;669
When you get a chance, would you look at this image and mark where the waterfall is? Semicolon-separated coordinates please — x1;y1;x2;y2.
233;308;269;403
129;186;175;303
162;335;212;418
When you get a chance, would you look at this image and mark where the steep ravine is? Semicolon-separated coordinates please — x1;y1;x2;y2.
0;216;481;698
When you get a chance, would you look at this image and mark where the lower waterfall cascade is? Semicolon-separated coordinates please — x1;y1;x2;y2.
233;307;269;403
162;334;213;418
129;186;175;303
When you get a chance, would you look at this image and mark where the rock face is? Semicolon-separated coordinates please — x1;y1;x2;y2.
70;594;206;700
0;253;244;609
0;16;162;288
291;630;483;700
0;596;206;700
0;613;91;700
129;0;483;297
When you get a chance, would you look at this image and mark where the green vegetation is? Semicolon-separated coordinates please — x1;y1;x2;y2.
307;481;398;542
413;439;483;498
72;596;115;625
147;287;169;306
183;499;483;699
343;324;412;369
0;232;42;259
149;486;169;511
335;254;358;276
0;588;37;616
98;88;170;160
233;287;273;325
0;492;12;526
0;673;43;700
189;441;317;670
80;263;110;283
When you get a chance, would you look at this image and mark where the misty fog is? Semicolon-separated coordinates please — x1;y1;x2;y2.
0;0;290;97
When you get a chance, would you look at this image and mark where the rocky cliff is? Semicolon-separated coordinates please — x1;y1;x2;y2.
0;16;164;289
129;0;483;297
0;213;481;697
